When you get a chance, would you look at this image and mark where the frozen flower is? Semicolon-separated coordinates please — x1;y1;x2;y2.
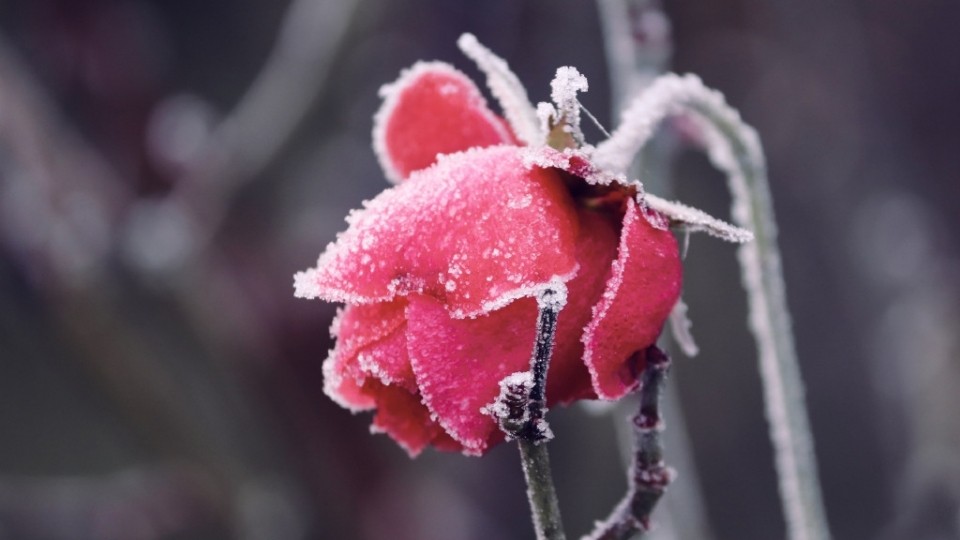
294;35;746;456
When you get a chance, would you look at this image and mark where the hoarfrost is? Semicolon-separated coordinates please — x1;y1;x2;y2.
548;66;589;146
668;297;699;357
457;33;541;145
536;278;568;312
481;371;534;422
536;102;556;139
644;193;753;243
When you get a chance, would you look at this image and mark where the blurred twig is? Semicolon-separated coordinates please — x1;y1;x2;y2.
0;466;225;540
0;0;363;534
149;0;362;269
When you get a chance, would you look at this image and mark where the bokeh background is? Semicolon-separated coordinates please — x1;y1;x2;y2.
1;0;958;538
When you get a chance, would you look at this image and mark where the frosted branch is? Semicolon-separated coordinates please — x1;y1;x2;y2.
457;33;542;146
582;346;675;540
487;286;568;540
645;193;753;243
597;73;831;540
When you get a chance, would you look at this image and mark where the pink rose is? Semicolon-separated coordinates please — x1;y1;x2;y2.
295;54;681;456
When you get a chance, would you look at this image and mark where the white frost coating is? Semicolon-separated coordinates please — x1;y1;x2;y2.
518;146;631;188
536;277;568;312
549;67;589;146
593;73;711;174
644;193;753;243
293;268;322;299
294;265;393;305
478;267;578;317
372;61;512;184
668;297;699;357
536;102;556;139
457;33;542;145
595;73;830;539
481;371;534;425
321;354;373;413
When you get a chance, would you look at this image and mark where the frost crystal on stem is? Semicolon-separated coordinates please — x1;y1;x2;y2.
458;33;542;146
545;67;589;148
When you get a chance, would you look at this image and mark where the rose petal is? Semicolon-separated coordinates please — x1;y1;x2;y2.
322;353;375;412
548;208;621;404
295;146;579;318
405;294;538;455
356;324;417;392
368;382;448;457
430;430;467;453
334;300;407;367
373;62;515;183
582;198;682;400
323;299;413;409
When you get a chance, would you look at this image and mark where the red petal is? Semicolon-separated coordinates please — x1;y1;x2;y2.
582;198;682;400
334;300;407;365
322;354;375;412
548;209;621;404
368;382;448;457
430;430;467;453
373;62;515;183
295;146;579;318
405;294;538;455
323;299;414;409
356;324;416;392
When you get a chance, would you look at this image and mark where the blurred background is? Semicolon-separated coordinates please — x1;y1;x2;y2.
0;0;958;538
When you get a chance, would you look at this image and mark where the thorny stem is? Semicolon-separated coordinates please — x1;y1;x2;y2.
584;347;674;540
528;289;561;417
493;287;567;540
524;288;566;540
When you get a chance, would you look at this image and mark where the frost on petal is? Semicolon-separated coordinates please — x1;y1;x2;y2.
372;61;515;183
368;382;452;457
547;209;620;404
334;300;408;362
457;33;541;146
297;146;579;318
519;146;631;188
322;354;375;412
322;299;414;408
356;324;417;392
582;198;682;400
405;294;538;455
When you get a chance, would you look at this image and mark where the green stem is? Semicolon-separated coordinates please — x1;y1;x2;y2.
519;438;567;540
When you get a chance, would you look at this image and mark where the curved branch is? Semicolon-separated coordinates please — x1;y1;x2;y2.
595;73;831;540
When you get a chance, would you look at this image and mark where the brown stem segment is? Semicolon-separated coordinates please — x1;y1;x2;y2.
583;345;674;540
